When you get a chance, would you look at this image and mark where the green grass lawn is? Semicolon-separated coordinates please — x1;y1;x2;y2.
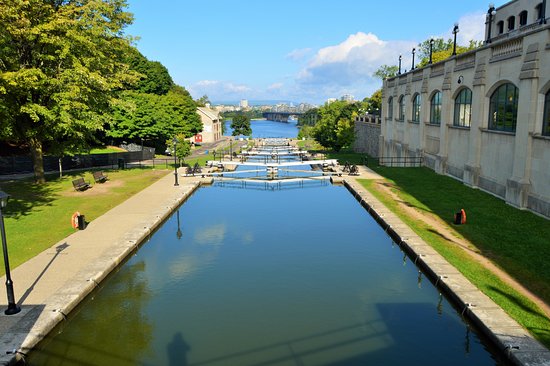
0;167;170;273
325;149;550;347
87;146;127;154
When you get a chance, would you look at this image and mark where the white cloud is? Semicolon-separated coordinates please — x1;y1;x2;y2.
268;82;283;90
189;80;252;101
286;48;312;61
295;32;416;99
455;11;486;45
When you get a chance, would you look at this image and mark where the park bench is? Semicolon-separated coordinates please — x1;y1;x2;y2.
92;171;108;183
72;177;91;191
349;165;359;175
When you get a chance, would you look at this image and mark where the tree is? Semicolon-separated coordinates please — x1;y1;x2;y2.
230;114;252;136
0;0;139;183
126;48;174;95
373;65;399;80
298;108;320;127
416;38;482;68
165;134;191;163
312;101;357;151
107;85;202;149
195;95;210;107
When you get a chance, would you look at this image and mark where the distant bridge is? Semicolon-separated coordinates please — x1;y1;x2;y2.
262;112;302;122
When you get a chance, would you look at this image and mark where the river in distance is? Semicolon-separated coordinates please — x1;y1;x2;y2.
224;119;298;139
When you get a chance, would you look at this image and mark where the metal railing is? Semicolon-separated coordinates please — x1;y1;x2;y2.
363;156;423;167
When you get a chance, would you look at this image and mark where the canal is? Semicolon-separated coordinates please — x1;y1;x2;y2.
27;182;503;365
224;119;298;139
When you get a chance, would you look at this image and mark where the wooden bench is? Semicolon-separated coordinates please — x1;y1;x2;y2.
72;177;91;191
92;171;108;183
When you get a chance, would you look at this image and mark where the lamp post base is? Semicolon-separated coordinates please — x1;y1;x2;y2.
5;303;21;315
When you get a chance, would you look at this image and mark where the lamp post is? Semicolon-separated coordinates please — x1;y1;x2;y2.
486;4;496;44
398;55;402;75
429;38;434;64
0;191;21;315
411;48;416;70
172;137;179;186
452;23;459;56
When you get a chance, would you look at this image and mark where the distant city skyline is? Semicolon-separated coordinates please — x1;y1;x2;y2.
126;0;494;104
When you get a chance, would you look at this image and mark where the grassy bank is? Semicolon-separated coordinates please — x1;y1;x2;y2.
0;167;170;273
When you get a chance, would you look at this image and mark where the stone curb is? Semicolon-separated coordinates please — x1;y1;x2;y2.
343;178;550;366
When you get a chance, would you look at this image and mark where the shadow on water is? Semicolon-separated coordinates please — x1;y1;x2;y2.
185;303;505;366
167;332;191;366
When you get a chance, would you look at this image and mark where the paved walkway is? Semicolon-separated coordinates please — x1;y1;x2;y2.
1;160;549;365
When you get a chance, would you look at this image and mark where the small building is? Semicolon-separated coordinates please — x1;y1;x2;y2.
192;107;223;144
380;0;550;218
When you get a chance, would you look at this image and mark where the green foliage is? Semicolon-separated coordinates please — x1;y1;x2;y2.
297;108;319;126
230;114;252;136
0;0;140;182
195;95;210;107
373;65;399;80
417;37;482;68
165;134;191;161
222;109;264;120
126;48;174;95
312;101;357;151
107;85;202;149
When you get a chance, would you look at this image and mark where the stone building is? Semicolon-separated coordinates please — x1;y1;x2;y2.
353;114;381;158
381;0;550;218
192;107;223;144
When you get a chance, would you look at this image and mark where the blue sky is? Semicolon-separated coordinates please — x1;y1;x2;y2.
126;0;498;104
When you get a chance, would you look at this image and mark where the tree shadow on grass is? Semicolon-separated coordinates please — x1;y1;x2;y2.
487;285;550;345
0;178;59;219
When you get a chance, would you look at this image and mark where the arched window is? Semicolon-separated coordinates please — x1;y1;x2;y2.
454;88;472;127
412;94;421;123
398;95;405;121
542;91;550;136
508;16;516;30
497;21;504;34
489;83;519;132
430;92;442;125
519;10;528;26
387;97;393;120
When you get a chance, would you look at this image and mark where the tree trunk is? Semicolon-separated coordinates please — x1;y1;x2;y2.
29;138;46;183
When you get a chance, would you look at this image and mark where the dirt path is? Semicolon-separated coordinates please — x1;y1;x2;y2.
371;180;550;319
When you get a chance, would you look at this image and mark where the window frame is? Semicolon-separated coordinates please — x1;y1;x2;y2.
488;83;519;133
497;21;504;34
398;95;405;122
387;96;393;120
453;88;472;128
507;16;516;30
542;91;550;136
519;10;528;26
430;92;442;125
412;94;421;123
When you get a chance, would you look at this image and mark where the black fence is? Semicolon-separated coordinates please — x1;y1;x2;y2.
0;148;155;176
363;156;423;168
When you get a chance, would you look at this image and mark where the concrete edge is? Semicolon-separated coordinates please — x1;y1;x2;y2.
343;178;550;366
0;181;203;365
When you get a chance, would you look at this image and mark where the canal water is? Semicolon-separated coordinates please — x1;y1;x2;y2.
27;184;503;365
224;119;298;138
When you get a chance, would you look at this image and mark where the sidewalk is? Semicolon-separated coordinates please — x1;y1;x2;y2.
0;170;204;364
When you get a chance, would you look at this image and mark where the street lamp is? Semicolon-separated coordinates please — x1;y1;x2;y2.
486;4;496;44
0;190;21;315
172;137;179;186
176;210;182;240
429;38;434;64
411;48;416;70
452;23;459;56
398;55;402;75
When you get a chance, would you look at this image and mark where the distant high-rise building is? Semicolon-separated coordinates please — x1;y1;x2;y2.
240;99;249;108
326;98;337;104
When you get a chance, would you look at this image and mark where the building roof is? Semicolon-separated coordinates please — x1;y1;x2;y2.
197;107;220;121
